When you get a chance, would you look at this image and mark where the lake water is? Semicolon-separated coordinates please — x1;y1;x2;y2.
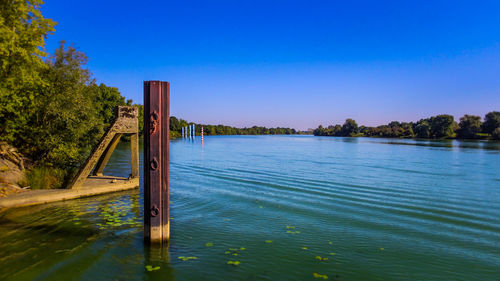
1;135;499;281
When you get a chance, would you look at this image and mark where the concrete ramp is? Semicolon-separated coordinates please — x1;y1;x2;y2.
0;176;138;211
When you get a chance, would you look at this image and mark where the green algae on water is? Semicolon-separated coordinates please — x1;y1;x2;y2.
145;265;160;271
178;256;198;261
313;272;328;279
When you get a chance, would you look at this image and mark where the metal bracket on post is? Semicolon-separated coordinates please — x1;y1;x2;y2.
144;81;170;244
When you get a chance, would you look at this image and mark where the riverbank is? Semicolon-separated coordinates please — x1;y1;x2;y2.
0;141;140;212
0;142;29;198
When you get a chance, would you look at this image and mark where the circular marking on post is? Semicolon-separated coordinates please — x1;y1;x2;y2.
149;111;159;135
150;157;159;170
151;205;160;217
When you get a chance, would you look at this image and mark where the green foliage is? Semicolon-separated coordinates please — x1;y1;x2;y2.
400;122;415;138
414;120;430;138
314;119;359;137
135;103;144;134
0;3;138;188
0;0;56;142
341;118;358;136
492;127;500;140
429;114;455;138
2;40;135;175
25;166;66;189
482;111;500;134
20;42;105;169
456;115;482;139
170;116;181;132
169;117;297;136
170;130;181;138
90;83;126;126
313;113;498;140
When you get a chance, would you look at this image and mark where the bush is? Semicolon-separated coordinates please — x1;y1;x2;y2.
24;166;66;189
492;127;500;140
170;130;181;139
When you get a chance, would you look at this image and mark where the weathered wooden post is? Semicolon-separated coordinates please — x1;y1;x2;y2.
144;81;170;244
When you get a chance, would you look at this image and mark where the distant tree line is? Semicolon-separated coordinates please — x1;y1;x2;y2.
313;113;500;140
169;116;297;136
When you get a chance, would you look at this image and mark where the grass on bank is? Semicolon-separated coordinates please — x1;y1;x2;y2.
19;166;67;190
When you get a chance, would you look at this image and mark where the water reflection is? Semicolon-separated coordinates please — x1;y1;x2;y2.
340;137;359;143
144;244;176;281
0;190;145;281
366;138;500;151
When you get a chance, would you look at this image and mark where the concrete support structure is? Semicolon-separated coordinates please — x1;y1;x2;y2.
69;106;139;190
1;106;140;212
144;81;170;244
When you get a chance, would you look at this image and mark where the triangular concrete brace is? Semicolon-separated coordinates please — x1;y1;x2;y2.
69;106;140;190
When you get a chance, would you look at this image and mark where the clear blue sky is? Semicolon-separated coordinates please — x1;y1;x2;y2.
42;0;500;130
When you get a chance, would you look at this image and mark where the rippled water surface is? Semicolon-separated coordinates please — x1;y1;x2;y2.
1;135;499;281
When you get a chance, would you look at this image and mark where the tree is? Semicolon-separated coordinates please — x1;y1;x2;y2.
313;125;325;136
414;119;430;138
0;0;56;142
135;103;144;135
169;116;181;132
429;114;455;138
401;122;415;138
90;83;127;127
20;42;105;169
482;111;500;135
341;118;358;136
492;127;500;140
456;115;482;139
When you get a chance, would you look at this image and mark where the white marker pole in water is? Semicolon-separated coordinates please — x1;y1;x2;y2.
182;127;185;138
201;126;204;142
192;124;195;139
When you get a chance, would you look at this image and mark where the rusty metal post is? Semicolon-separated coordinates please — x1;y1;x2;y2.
144;81;170;244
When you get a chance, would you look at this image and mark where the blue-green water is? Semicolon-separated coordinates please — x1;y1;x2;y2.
1;136;499;281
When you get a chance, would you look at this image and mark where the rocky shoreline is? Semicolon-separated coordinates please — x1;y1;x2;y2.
0;142;29;198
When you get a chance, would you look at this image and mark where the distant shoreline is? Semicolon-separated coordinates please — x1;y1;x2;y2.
313;113;500;140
